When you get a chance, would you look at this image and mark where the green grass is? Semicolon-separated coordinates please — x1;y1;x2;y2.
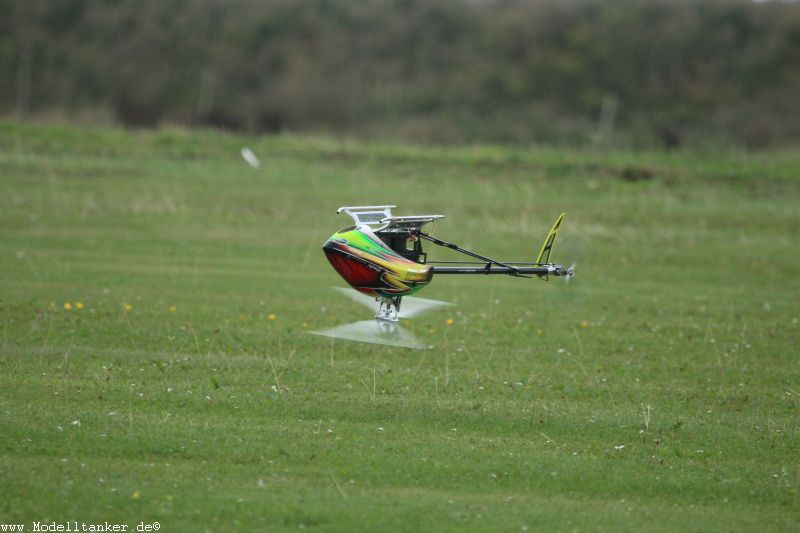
1;120;798;532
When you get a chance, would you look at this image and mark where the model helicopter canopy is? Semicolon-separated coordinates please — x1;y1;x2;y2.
337;205;444;233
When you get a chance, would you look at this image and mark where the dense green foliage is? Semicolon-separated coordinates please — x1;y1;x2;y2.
0;121;798;530
2;0;800;147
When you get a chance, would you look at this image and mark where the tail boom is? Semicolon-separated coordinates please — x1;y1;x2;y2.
432;264;572;277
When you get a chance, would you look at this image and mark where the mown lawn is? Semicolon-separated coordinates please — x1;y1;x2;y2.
1;121;798;531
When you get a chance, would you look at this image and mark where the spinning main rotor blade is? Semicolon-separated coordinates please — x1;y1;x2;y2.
331;287;453;318
309;320;426;349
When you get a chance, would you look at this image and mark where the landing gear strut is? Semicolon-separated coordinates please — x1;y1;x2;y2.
376;296;402;322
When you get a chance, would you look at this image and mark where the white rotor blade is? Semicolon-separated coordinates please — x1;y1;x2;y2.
565;262;577;284
331;287;453;319
332;287;380;313
309;320;426;349
396;295;453;318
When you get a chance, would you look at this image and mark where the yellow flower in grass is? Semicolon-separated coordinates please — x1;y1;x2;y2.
169;305;177;313
75;302;84;310
123;303;133;312
267;313;277;321
445;318;455;325
63;302;73;310
131;490;141;500
579;320;589;329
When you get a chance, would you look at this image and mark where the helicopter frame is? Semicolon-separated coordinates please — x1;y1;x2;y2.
325;205;573;323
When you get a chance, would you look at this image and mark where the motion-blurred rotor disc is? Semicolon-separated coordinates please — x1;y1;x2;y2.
309;320;425;349
332;287;453;318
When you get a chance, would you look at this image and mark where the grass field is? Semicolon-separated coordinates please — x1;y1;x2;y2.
1;121;798;532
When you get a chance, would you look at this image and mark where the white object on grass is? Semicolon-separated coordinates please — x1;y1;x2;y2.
241;147;261;169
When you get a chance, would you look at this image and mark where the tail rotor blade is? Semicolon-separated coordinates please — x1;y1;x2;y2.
565;262;577;283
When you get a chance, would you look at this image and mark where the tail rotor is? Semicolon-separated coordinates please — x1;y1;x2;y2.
565;262;576;284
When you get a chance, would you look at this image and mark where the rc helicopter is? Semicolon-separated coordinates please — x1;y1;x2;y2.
311;205;574;348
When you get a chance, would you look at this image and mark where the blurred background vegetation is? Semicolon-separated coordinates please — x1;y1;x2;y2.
2;0;799;148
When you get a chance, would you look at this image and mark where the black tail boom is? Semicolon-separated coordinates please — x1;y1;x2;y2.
431;264;571;277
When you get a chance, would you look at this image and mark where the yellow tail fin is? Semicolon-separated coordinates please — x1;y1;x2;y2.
535;213;565;265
